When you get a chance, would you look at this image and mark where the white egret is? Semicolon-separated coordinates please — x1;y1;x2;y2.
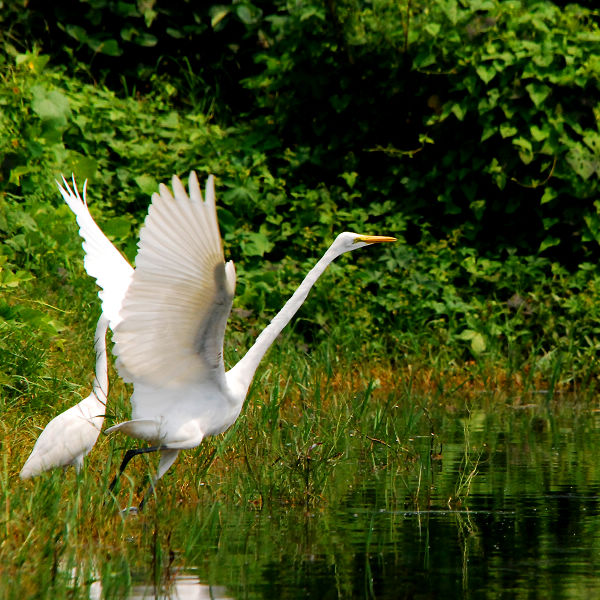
20;314;109;478
58;172;395;505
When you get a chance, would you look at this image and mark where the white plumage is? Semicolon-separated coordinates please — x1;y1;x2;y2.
54;172;395;503
20;314;109;478
113;175;235;386
59;180;134;329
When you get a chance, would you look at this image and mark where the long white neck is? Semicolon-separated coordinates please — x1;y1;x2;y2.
227;242;345;397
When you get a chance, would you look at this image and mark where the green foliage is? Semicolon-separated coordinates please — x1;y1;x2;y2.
4;1;600;257
386;232;600;385
2;4;600;594
1;0;600;391
417;0;600;256
235;0;600;260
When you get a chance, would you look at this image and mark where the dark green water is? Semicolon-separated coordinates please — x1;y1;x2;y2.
91;402;600;599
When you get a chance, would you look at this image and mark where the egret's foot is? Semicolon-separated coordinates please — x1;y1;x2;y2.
120;506;139;516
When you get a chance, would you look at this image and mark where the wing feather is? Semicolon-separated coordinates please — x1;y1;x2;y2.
58;176;134;327
112;173;236;387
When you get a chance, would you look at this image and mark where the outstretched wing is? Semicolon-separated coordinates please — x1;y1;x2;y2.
112;172;236;388
58;177;134;327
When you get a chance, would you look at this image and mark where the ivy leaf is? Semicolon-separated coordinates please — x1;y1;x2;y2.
88;37;122;56
65;24;88;43
135;174;158;195
526;83;551;107
235;3;262;25
67;152;98;181
425;23;441;37
539;236;560;252
0;265;33;288
166;27;185;39
456;329;486;354
160;111;180;129
103;216;132;241
541;187;557;205
530;124;549;142
136;33;158;47
210;6;230;29
451;103;466;121
475;64;496;84
340;172;358;189
567;146;600;180
31;86;71;127
413;52;436;68
15;52;50;72
441;0;459;25
500;124;517;138
240;231;274;257
470;332;486;354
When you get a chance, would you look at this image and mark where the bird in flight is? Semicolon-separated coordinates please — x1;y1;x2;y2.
20;314;109;478
57;172;395;507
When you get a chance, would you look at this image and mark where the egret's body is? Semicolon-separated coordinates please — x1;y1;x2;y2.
20;314;109;478
107;379;241;481
57;172;395;500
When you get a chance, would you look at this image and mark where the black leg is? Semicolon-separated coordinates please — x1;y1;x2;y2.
137;448;180;510
108;445;161;493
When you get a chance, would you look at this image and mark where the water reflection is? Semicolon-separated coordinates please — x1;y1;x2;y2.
126;579;233;600
88;574;234;600
205;404;600;599
75;401;600;599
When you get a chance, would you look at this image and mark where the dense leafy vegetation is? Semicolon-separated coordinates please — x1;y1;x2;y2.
5;1;599;253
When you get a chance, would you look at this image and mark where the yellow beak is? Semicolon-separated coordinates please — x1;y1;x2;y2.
355;235;397;244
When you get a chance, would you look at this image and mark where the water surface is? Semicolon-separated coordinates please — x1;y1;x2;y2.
78;401;600;598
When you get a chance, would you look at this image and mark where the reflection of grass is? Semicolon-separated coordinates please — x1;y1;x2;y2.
452;420;486;506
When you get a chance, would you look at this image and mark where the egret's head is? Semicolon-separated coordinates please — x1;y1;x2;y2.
332;232;397;255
